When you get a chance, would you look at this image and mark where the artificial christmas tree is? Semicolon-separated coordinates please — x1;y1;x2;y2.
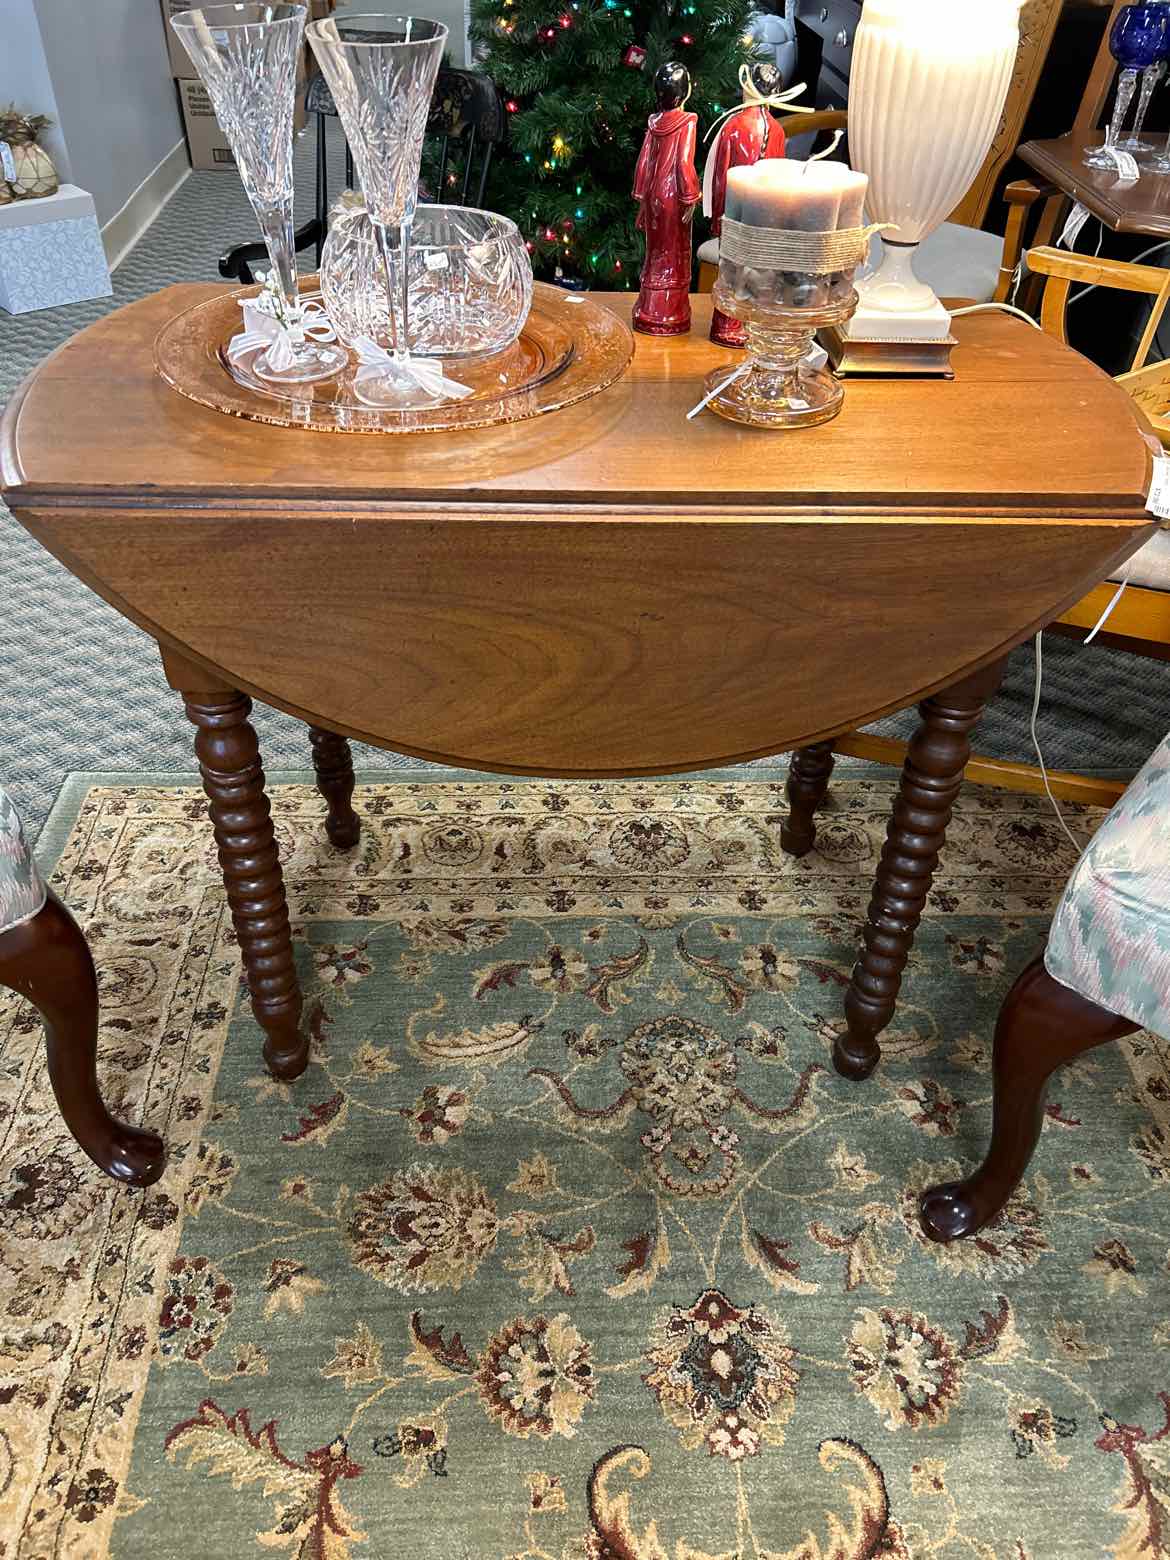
466;0;760;288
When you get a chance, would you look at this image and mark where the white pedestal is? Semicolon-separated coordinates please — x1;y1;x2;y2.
847;243;954;343
846;293;954;344
0;185;112;315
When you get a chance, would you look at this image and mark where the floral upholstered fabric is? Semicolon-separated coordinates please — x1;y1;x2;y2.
1047;732;1170;1035
0;785;46;933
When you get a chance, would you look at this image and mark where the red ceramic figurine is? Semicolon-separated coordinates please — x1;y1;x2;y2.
633;62;700;335
703;62;789;347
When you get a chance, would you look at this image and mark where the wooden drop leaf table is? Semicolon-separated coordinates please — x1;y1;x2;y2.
0;287;1155;1185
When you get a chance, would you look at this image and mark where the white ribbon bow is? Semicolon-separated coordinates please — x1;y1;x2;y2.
351;336;473;401
228;297;338;371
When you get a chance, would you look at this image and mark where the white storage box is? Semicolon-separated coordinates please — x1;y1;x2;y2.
0;185;112;315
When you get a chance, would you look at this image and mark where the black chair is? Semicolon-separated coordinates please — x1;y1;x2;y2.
219;66;506;284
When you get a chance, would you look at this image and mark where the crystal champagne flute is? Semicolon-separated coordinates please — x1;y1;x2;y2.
170;3;346;383
306;12;448;407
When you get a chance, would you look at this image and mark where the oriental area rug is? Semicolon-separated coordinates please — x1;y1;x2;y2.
3;774;1170;1560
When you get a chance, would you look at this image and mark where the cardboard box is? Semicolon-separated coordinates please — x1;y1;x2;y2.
161;0;336;77
178;65;310;170
177;77;234;170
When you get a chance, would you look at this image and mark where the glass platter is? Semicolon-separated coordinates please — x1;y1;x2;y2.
154;280;634;434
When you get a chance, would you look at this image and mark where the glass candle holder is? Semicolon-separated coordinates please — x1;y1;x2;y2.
704;261;859;429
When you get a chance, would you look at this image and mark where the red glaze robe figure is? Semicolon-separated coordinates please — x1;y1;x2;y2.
633;62;700;336
704;62;789;347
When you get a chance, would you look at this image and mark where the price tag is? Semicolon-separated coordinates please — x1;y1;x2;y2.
1059;201;1092;249
1104;145;1141;183
1147;453;1170;519
424;250;449;271
0;141;15;183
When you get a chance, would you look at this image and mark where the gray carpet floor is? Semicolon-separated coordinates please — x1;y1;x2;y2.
1;129;1166;837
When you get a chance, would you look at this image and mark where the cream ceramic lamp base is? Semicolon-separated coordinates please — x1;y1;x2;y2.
850;242;953;342
840;0;1023;364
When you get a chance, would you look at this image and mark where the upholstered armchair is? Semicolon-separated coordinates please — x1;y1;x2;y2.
0;787;165;1187
920;734;1170;1242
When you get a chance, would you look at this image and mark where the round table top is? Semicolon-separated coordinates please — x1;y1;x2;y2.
1;286;1157;776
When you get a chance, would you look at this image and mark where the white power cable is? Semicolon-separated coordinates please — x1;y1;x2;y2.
1029;556;1135;853
950;301;1041;329
948;299;1141;846
1069;234;1170;308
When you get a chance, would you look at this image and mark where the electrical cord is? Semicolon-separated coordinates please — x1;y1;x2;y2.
1068;233;1170;307
951;296;1139;852
950;301;1042;329
1029;555;1136;855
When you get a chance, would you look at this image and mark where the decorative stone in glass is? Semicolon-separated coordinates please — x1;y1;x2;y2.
320;198;534;356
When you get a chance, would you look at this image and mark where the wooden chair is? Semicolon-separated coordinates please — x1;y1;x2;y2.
781;242;1170;855
219;66;506;284
1026;244;1170;665
919;730;1170;1242
0;787;165;1187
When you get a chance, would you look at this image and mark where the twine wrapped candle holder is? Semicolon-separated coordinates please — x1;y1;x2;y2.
706;217;875;430
702;157;875;431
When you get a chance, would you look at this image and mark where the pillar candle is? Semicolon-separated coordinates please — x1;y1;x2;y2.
725;160;869;231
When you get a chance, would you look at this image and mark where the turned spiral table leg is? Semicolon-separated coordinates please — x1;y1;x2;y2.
780;740;836;858
835;658;1007;1082
164;652;307;1081
309;725;361;849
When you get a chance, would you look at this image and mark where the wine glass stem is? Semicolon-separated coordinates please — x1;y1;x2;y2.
374;220;412;365
1109;68;1139;148
254;197;301;324
1133;64;1163;141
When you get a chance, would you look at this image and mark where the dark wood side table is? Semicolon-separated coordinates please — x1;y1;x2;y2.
0;287;1155;1182
1020;133;1170;238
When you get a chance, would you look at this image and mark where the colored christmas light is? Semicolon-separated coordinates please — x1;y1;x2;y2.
471;0;757;289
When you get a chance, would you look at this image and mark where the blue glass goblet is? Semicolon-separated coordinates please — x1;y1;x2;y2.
1086;3;1170;168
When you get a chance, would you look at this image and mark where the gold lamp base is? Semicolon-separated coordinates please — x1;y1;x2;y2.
821;325;958;379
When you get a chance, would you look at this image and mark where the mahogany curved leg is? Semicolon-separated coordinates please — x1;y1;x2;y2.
920;957;1138;1241
176;676;307;1080
836;658;1007;1081
780;741;836;858
0;891;166;1186
309;725;360;849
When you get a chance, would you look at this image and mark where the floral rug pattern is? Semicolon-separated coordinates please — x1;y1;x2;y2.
3;777;1170;1559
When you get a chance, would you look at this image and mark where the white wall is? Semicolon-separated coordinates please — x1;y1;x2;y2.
32;0;183;228
0;0;72;182
411;0;472;66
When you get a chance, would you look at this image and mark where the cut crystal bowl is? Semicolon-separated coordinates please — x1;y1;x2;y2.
321;198;534;357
